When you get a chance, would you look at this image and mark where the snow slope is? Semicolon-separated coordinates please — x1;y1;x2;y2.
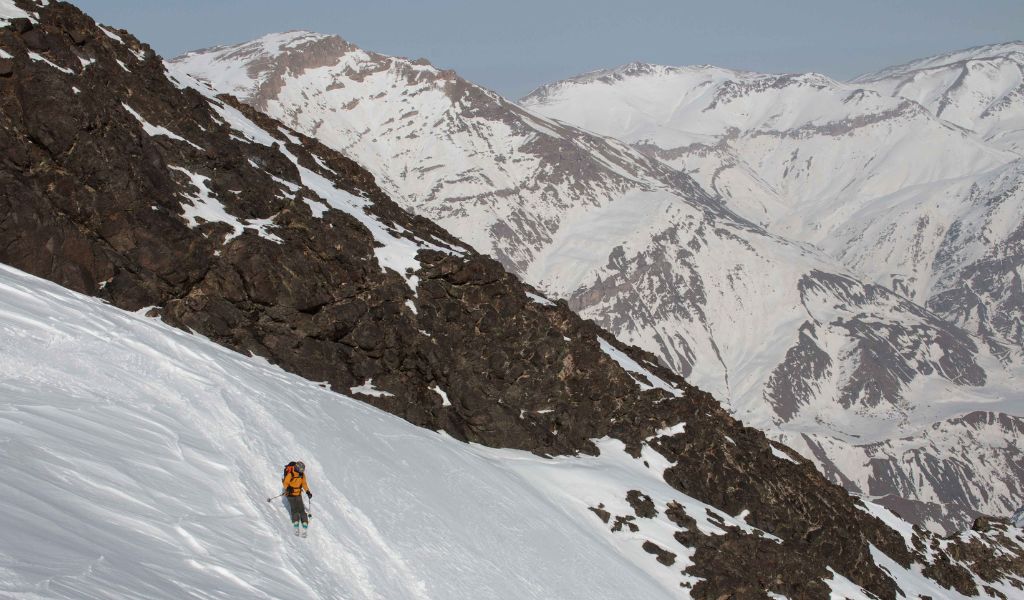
4;265;1021;599
855;41;1024;153
521;52;1024;530
0;263;705;599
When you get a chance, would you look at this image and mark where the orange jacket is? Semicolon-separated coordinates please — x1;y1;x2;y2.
282;470;309;497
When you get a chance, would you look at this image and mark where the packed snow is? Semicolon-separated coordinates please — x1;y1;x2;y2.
168;165;246;241
524;291;555;306
97;24;123;43
430;385;451;407
597;337;678;394
0;0;35;26
349;379;393;398
27;50;73;75
824;569;876;600
769;445;799;465
0;264;960;599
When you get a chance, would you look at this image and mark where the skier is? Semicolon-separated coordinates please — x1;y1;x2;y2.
282;461;313;537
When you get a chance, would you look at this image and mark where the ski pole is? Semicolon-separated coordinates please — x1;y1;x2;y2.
308;496;313;519
266;491;286;502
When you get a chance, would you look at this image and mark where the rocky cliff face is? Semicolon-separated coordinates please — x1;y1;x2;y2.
2;1;1023;597
172;31;1021;535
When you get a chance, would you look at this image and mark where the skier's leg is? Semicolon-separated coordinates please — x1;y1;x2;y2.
287;496;303;523
287;496;302;535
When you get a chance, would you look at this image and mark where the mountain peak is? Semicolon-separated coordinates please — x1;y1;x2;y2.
520;62;832;106
175;29;344;63
853;39;1024;82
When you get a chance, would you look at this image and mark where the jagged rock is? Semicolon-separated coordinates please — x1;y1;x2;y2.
642;541;676;566
8;18;32;33
588;504;611;524
611;515;639;533
973;516;1001;533
626;490;658;518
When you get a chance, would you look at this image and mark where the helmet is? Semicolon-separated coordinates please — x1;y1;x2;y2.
295;461;305;473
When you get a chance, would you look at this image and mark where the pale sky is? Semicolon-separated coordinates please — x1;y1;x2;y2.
73;0;1023;99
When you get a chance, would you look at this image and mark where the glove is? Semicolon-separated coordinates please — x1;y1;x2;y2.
306;491;313;499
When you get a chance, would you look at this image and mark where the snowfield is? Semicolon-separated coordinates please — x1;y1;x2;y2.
0;264;783;600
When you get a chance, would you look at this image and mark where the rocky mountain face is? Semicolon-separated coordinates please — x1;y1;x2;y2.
173;34;1021;533
3;1;1024;597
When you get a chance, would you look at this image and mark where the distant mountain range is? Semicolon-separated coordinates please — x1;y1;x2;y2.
522;43;1024;364
172;36;1024;534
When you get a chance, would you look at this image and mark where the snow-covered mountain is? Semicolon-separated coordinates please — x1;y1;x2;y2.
173;33;1022;533
9;1;1024;596
520;49;1024;365
855;41;1024;153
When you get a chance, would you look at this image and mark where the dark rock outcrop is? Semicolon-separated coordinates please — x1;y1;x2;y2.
627;490;658;518
642;541;677;566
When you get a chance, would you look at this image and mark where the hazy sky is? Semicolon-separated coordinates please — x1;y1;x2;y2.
74;0;1023;99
